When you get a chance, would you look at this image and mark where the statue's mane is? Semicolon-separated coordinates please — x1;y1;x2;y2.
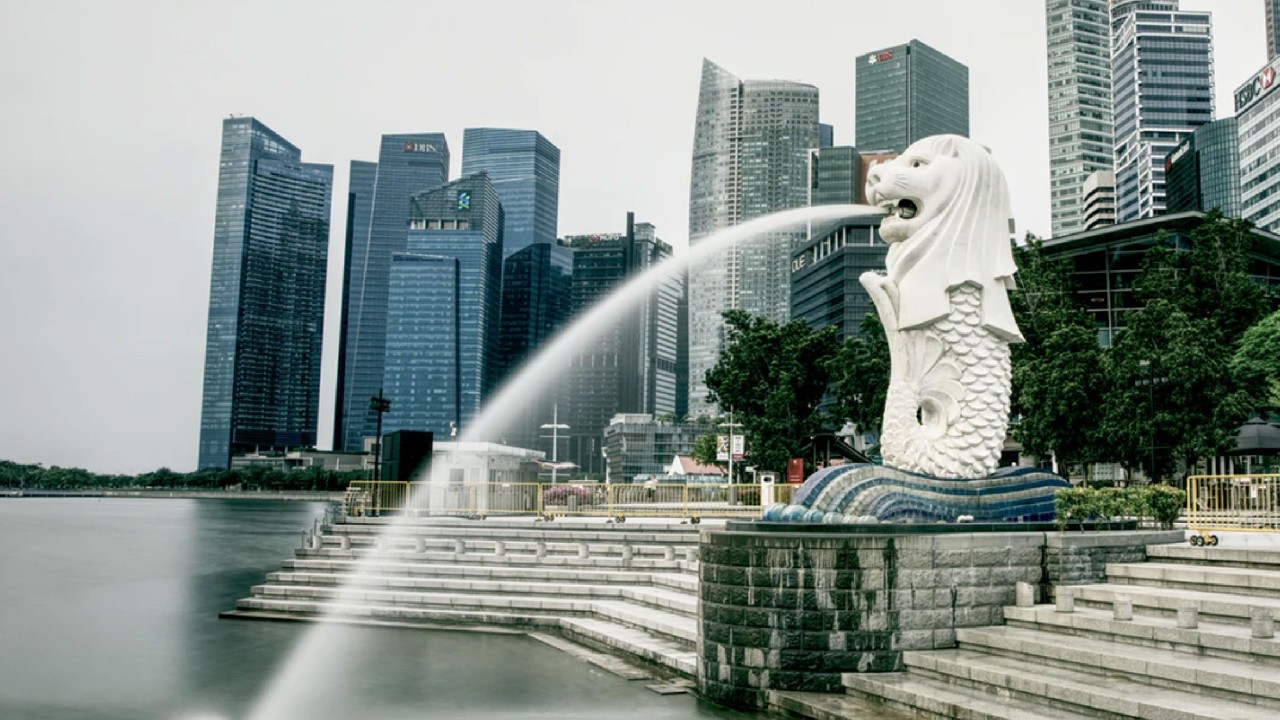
886;135;1024;343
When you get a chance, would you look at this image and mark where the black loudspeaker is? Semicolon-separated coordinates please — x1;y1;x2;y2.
382;430;434;481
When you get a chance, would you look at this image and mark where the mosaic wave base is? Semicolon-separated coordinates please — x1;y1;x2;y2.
763;464;1071;524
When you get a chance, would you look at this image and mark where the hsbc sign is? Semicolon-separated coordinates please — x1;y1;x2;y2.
1236;62;1279;114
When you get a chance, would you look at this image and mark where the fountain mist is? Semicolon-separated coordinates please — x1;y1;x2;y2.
243;203;884;720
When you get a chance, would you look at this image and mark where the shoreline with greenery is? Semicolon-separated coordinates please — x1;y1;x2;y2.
0;459;364;492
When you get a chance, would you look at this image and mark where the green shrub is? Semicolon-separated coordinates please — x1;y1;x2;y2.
1053;484;1186;530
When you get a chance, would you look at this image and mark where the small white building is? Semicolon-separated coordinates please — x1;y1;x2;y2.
666;455;725;485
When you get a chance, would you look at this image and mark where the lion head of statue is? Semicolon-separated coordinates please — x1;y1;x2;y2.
864;135;1024;343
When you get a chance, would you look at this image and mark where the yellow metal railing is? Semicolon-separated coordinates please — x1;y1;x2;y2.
1186;474;1280;545
343;480;799;522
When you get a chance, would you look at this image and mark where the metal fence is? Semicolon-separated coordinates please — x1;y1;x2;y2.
1185;474;1280;545
344;481;798;522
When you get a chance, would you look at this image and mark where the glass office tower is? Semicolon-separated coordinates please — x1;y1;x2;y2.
461;128;560;259
381;173;504;437
1165;118;1241;218
198;117;333;469
1045;0;1114;237
1110;0;1213;222
855;39;969;154
686;59;819;417
1239;54;1280;233
335;133;449;452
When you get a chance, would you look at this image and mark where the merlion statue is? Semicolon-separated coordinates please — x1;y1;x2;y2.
860;134;1023;479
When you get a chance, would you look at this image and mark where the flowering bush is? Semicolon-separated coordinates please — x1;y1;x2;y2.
542;485;595;507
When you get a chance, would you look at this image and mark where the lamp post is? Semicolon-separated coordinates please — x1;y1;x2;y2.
369;389;392;481
1139;360;1155;482
540;404;570;484
719;413;744;484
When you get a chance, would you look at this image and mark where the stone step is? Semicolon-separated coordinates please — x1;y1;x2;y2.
1108;561;1280;598
956;625;1280;708
224;601;694;678
343;516;716;535
1003;604;1280;668
903;647;1279;720
240;584;697;645
263;571;697;614
1072;582;1280;626
294;547;692;571
332;519;701;544
842;671;1094;720
320;533;694;559
281;557;691;587
765;690;911;720
559;616;697;677
1146;544;1280;571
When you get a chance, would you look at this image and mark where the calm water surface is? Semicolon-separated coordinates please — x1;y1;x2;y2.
0;498;754;720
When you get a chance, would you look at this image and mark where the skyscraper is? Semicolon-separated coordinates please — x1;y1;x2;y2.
1267;0;1280;61
461;128;560;259
1110;0;1214;222
332;160;377;450
809;146;861;207
381;173;504;438
334;133;449;452
1083;170;1116;230
1044;0;1114;237
855;39;969;154
1238;54;1280;233
198;117;333;470
563;214;682;474
495;241;574;449
686;59;820;417
1165;118;1241;218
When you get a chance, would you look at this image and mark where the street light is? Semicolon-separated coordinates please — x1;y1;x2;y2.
369;388;392;481
540;403;570;484
1139;360;1156;482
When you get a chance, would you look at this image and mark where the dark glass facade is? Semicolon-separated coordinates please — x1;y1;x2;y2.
198;117;333;469
495;241;574;449
1040;212;1280;347
855;40;969;154
809;146;861;206
563;215;682;475
382;174;504;438
335;133;449;451
331;160;377;449
790;218;888;340
461;128;560;259
1165;118;1241;218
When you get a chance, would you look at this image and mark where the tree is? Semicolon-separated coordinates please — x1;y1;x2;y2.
704;310;841;475
1230;308;1280;413
1007;235;1108;471
827;312;890;443
689;427;725;471
1100;214;1269;481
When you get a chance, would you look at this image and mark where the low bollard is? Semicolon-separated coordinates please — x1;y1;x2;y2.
1113;594;1133;621
535;541;547;559
1055;588;1075;613
1177;604;1199;629
685;547;698;563
577;543;589;559
1252;608;1275;639
454;539;466;555
621;545;634;564
493;540;505;557
1015;582;1035;608
338;536;351;551
663;546;675;561
414;537;426;553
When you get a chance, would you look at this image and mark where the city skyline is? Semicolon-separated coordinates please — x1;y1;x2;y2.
0;1;1265;474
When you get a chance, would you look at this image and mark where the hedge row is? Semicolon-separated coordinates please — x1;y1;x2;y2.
1054;484;1185;530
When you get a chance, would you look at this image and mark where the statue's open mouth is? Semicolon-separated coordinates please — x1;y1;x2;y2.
878;198;919;220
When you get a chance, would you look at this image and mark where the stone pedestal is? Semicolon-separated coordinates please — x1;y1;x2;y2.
697;523;1183;709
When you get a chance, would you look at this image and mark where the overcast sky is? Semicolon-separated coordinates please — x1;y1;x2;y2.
0;1;1266;474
